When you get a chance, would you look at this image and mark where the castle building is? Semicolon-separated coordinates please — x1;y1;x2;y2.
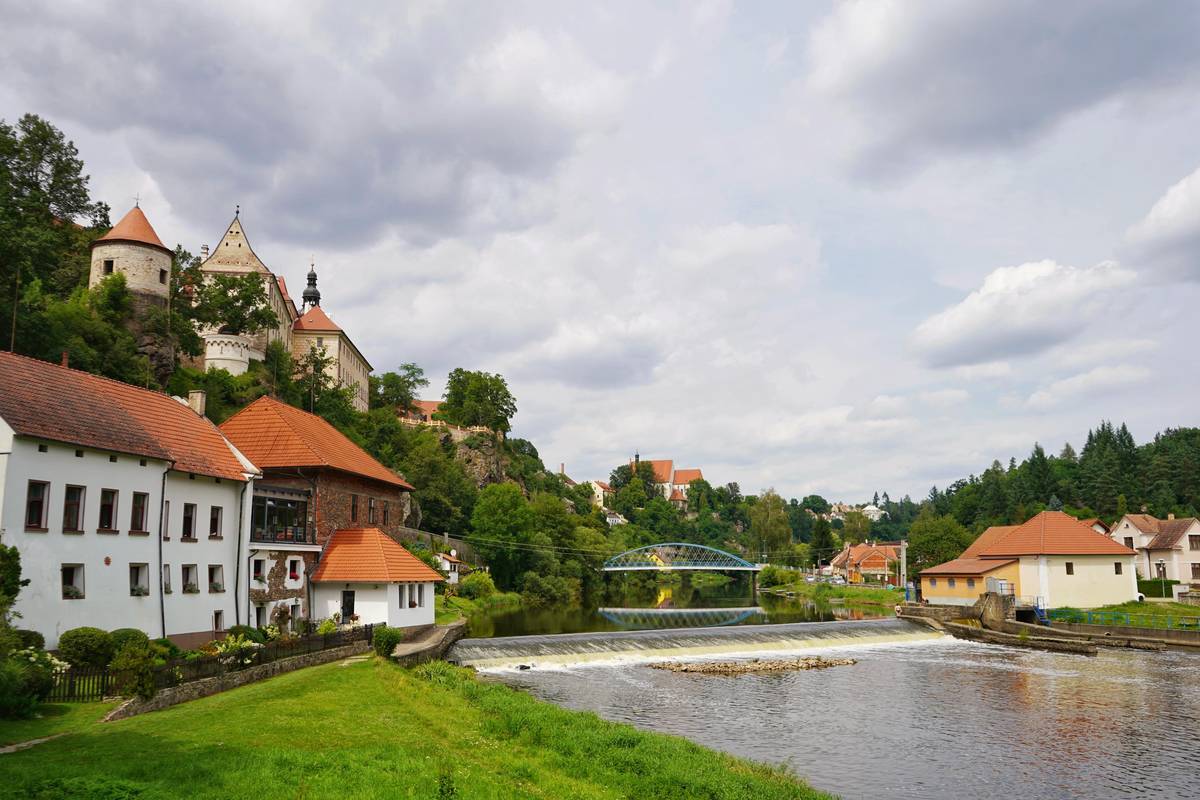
88;205;173;308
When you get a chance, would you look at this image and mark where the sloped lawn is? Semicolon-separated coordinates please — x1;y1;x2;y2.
0;658;830;799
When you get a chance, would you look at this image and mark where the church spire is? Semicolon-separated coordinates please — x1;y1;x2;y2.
302;260;321;310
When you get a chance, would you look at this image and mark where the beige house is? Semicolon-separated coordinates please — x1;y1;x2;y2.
1109;513;1200;587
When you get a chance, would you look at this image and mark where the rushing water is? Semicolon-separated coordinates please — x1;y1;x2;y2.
485;634;1200;800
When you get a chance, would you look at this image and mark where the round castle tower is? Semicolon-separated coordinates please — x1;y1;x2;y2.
89;206;172;307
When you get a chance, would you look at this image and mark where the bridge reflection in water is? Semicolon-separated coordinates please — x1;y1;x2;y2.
597;606;764;630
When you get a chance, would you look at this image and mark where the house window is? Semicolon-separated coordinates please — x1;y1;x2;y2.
966;578;975;589
948;578;957;588
382;502;389;526
350;495;358;522
1124;537;1135;550
182;564;198;593
182;503;196;539
1190;535;1200;552
163;564;172;593
928;578;937;587
99;489;118;530
252;559;264;581
130;492;149;532
158;268;167;284
103;259;114;274
368;497;376;524
399;585;407;607
61;564;84;599
162;500;170;539
1065;562;1075;576
416;584;425;608
209;506;223;538
129;563;149;596
25;481;49;529
255;605;266;628
63;485;85;532
1155;562;1167;579
1192;563;1200;580
289;559;300;580
213;610;224;633
1114;562;1123;575
316;337;324;347
208;565;225;593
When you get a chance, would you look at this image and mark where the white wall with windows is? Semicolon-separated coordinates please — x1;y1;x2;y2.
311;580;435;628
0;434;254;648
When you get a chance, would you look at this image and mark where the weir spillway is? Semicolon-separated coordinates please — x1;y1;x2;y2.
447;617;943;668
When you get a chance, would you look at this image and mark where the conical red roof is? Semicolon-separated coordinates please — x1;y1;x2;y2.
93;206;171;254
294;304;342;332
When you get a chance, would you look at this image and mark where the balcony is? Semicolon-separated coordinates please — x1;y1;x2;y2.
250;526;315;545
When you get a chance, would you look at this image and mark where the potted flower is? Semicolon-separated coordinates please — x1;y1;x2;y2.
210;581;224;593
349;613;360;625
130;585;150;597
183;582;199;594
253;574;266;584
62;585;84;599
288;570;300;581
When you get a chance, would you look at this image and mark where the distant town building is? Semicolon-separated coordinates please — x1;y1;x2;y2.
831;543;900;585
1109;513;1200;587
630;456;705;503
435;551;467;585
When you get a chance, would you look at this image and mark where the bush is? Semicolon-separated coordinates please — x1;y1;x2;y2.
110;642;156;700
459;571;497;600
226;624;266;644
151;637;182;659
15;629;45;651
57;626;115;667
520;571;576;607
109;628;150;654
757;565;794;588
0;659;38;719
372;625;405;658
1138;578;1181;598
316;618;338;635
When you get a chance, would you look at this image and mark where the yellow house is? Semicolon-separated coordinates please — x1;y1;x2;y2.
919;511;1138;608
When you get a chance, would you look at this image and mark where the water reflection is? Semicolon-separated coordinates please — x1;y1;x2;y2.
493;640;1200;800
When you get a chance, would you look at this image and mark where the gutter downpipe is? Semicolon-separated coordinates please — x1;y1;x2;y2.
157;462;174;640
234;477;250;627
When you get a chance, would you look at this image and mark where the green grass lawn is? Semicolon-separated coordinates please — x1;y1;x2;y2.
1085;601;1200;618
0;701;117;747
0;658;828;799
774;581;902;607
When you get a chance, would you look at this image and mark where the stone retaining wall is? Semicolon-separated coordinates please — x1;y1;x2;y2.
104;641;370;721
1050;621;1200;648
897;603;977;623
943;622;1097;655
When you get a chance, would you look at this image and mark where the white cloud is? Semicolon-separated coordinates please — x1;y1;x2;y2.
953;361;1012;380
1026;365;1150;409
919;389;969;408
912;259;1136;367
1125;164;1200;281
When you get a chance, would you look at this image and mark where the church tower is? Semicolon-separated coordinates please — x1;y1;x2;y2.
89;205;172;307
301;262;321;310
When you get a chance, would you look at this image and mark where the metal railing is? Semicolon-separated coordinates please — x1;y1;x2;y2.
1047;609;1200;630
250;526;316;545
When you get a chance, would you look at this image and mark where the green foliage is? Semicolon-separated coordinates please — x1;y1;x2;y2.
316;619;338;635
372;625;405;658
225;625;266;645
108;628;150;655
369;363;428;412
151;638;181;659
438;367;517;433
1138;578;1181;598
459;571;497;600
109;642;156;700
0;659;40;719
293;345;358;429
808;516;837;566
520;571;577;607
758;565;796;587
195;272;278;337
470;484;539;589
908;511;974;572
748;489;791;560
56;626;115;668
14;629;44;651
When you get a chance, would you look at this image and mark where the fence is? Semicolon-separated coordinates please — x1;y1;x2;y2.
1047;608;1200;630
48;624;376;702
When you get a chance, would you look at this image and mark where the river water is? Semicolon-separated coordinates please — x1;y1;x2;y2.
485;635;1200;799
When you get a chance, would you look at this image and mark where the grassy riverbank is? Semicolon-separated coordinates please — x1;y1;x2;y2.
437;590;524;624
1059;600;1200;618
0;658;830;799
768;580;902;608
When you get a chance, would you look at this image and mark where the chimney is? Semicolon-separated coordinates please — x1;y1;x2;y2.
200;244;209;259
187;390;207;417
1168;512;1175;520
60;350;69;368
560;463;565;475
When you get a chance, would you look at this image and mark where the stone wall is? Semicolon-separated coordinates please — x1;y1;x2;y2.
260;469;417;545
897;603;977;623
90;241;170;301
104;640;370;721
1050;621;1200;647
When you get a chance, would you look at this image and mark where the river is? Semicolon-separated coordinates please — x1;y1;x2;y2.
481;634;1200;799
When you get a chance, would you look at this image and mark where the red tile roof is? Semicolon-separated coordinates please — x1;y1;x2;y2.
669;488;685;502
635;459;673;484
93;206;171;254
220;396;413;489
294;304;342;332
961;525;1019;558
311;528;444;583
920;557;1017;576
832;543;899;568
413;400;441;418
1118;514;1199;549
974;511;1135;557
592;480;613;492
0;352;252;480
672;468;704;485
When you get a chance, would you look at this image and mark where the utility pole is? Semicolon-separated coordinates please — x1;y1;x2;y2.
900;539;908;602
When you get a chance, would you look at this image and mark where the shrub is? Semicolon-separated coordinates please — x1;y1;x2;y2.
57;626;115;667
215;634;261;668
1138;578;1180;598
226;624;266;644
459;571;496;600
372;625;405;658
15;629;45;651
151;637;181;659
110;628;150;654
110;642;156;700
0;659;39;719
316;618;338;635
757;565;794;588
520;571;576;607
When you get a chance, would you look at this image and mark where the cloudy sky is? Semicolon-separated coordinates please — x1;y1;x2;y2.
3;0;1199;502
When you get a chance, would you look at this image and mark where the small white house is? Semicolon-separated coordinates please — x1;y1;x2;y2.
310;528;443;629
435;551;466;585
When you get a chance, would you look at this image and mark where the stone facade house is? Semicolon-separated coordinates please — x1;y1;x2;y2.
218;397;416;628
0;352;258;649
1109;513;1200;587
831;543;900;585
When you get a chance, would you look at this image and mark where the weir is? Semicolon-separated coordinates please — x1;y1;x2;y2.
447;617;943;668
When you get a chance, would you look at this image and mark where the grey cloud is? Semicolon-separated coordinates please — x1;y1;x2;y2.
807;1;1200;175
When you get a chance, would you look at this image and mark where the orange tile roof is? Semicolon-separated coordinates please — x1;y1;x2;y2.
94;206;171;254
976;511;1136;557
961;525;1019;558
294;304;342;332
311;528;444;583
669;488;685;502
635;459;673;483
0;352;252;480
672;468;704;485
833;543;898;568
1118;514;1199;549
414;400;441;418
220;396;413;489
592;480;613;492
920;557;1017;576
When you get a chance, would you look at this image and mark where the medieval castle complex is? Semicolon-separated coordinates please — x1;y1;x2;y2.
88;205;371;411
